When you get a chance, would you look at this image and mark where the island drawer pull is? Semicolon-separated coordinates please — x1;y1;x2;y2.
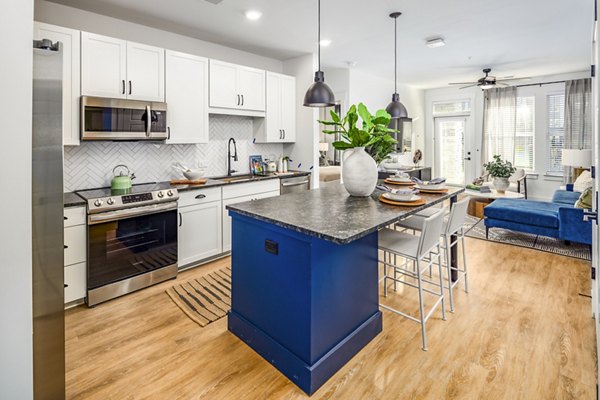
282;180;310;187
195;194;206;199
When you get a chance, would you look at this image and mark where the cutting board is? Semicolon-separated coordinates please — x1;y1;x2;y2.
170;179;208;185
379;195;426;207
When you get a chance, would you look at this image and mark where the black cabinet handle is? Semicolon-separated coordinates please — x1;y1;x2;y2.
128;81;132;95
179;212;182;227
464;157;471;161
241;94;244;106
64;245;68;249
167;127;171;140
122;80;125;94
195;194;206;199
237;94;240;106
283;130;286;140
64;216;68;220
64;284;69;288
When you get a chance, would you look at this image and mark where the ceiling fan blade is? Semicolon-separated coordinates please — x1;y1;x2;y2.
459;84;477;89
496;77;532;82
448;82;476;86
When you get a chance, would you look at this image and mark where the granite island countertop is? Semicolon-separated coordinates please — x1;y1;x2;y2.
227;184;464;244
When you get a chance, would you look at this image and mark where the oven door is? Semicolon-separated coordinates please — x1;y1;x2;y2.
87;202;178;304
81;96;167;141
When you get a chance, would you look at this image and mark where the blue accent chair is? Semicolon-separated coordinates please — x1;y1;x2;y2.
483;185;592;245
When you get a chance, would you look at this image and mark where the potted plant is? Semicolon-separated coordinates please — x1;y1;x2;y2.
483;155;516;193
320;103;397;196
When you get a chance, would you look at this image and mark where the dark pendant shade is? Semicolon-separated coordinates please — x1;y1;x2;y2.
304;71;335;107
386;93;408;119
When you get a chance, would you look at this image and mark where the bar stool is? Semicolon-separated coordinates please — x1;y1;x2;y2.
395;198;470;312
378;209;447;351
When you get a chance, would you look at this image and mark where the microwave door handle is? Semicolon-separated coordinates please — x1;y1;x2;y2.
145;105;151;137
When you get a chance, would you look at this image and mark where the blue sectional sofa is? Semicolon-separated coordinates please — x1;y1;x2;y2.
483;185;592;245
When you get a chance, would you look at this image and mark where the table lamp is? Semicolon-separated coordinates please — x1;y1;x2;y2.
562;149;592;179
319;142;330;166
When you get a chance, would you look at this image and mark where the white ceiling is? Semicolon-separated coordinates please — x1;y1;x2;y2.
47;0;594;88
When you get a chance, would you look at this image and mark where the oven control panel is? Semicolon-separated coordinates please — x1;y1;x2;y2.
87;189;179;214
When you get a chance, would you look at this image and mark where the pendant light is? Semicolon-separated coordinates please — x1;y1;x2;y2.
386;12;408;119
303;0;335;107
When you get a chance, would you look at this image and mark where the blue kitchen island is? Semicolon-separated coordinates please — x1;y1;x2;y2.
226;184;463;395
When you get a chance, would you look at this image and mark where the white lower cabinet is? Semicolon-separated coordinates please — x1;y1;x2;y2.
64;206;87;305
178;200;223;268
65;262;87;303
222;190;280;252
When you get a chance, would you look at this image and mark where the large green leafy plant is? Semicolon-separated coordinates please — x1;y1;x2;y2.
319;103;397;164
483;155;516;178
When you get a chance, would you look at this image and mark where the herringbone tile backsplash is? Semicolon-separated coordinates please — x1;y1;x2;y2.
64;115;284;192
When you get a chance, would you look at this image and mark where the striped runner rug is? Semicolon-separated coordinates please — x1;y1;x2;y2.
166;266;231;327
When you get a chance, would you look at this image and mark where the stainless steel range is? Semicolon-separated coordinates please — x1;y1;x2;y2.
76;183;179;306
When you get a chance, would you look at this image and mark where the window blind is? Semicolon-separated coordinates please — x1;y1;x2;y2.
433;100;471;115
514;96;535;170
546;92;565;173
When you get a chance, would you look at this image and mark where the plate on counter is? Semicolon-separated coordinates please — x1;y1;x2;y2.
379;194;426;207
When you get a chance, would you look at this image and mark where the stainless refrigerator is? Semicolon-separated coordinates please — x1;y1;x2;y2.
32;39;65;399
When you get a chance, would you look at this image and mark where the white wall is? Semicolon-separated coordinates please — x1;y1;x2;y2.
425;71;589;200
34;0;283;72
0;1;34;399
283;54;320;188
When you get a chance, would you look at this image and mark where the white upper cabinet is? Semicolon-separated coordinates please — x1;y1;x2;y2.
81;32;127;99
34;22;81;146
81;32;164;102
209;60;266;112
165;50;209;144
256;72;296;143
126;42;164;102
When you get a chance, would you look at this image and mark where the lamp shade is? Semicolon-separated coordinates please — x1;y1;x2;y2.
304;71;335;107
562;149;592;168
386;93;408;119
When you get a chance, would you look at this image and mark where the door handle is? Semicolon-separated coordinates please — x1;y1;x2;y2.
237;94;240;106
129;80;132;95
241;94;244;106
283;130;286;140
179;212;182;227
122;80;126;95
167;126;171;140
583;210;598;222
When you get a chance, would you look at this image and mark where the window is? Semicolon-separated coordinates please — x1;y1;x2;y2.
433;100;471;115
546;92;565;174
514;96;535;170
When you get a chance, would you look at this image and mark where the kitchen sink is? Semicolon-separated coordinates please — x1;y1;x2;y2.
214;174;257;183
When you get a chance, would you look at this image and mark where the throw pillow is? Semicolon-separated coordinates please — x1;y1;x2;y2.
573;170;593;193
575;187;593;209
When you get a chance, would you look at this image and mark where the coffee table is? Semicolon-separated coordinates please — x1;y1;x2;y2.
464;189;525;218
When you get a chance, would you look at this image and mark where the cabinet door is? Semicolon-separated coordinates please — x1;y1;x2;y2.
222;190;280;252
178;201;222;267
280;75;296;143
166;50;208;144
264;72;283;142
126;41;165;102
65;262;86;303
238;66;266;111
81;32;127;98
209;60;239;109
34;22;81;146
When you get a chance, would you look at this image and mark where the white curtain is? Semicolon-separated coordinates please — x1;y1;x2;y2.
564;78;592;182
482;87;518;165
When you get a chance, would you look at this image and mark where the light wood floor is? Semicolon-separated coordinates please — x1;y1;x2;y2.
65;238;597;399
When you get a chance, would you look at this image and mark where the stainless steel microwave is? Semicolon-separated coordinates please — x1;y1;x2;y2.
81;96;168;141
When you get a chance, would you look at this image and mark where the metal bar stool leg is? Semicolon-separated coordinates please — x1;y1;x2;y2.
461;231;469;293
444;235;455;312
437;244;447;320
415;258;427;351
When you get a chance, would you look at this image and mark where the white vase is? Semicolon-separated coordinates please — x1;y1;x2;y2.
341;147;378;197
493;177;510;193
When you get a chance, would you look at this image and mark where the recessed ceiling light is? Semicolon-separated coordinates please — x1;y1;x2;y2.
245;10;262;21
426;38;445;48
319;39;332;47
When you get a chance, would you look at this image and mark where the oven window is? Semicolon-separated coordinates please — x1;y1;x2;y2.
84;106;167;133
88;210;178;289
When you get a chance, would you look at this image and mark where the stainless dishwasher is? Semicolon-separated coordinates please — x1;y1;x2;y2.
280;175;311;194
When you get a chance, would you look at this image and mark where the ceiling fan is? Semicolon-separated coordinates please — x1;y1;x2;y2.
448;68;531;90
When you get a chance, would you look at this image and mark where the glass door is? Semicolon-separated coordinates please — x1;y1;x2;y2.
434;116;470;185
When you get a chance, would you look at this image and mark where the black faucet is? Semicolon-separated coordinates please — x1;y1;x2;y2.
227;137;238;176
